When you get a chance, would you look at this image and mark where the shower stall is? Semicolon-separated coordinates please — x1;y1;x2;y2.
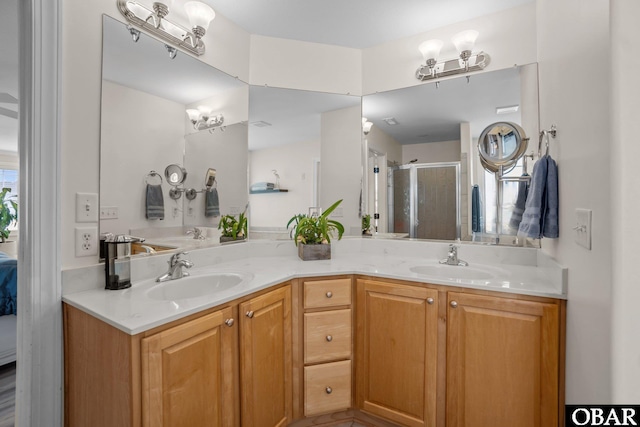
387;162;460;240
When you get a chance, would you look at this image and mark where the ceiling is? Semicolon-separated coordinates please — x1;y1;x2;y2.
204;0;533;49
362;67;524;144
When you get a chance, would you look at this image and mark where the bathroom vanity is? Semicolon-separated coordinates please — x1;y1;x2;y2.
62;239;566;427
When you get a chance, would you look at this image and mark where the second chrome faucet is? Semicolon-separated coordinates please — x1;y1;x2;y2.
439;244;469;266
157;252;194;282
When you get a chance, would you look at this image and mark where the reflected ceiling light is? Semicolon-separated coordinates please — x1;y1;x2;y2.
416;29;490;81
186;107;225;132
496;105;520;115
118;0;216;56
362;118;373;135
383;117;398;126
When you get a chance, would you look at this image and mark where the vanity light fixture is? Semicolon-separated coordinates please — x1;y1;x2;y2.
117;0;216;56
415;29;490;82
186;107;225;132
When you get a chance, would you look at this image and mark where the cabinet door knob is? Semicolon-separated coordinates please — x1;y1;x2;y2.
246;311;254;318
325;387;332;394
326;291;333;298
326;335;333;342
427;297;434;305
225;318;234;327
450;301;458;308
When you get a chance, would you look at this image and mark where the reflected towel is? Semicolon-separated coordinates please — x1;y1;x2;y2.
508;175;529;231
472;185;481;232
543;157;559;238
205;188;220;218
145;184;164;220
518;157;548;238
250;182;275;192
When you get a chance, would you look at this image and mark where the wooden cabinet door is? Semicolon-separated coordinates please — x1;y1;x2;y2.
355;279;438;427
446;292;560;427
141;307;236;427
239;286;292;427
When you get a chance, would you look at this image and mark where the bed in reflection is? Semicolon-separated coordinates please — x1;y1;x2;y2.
0;252;17;366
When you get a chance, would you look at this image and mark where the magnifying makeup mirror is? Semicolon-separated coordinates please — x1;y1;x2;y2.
477;122;528;173
164;164;187;186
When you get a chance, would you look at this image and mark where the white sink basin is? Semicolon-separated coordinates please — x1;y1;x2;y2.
409;264;496;280
147;273;247;301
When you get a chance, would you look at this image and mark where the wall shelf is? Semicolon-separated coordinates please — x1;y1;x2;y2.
250;189;289;194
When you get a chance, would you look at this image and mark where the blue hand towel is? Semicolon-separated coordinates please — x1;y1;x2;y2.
508;175;529;231
205;188;220;218
543;157;559;238
518;157;548;239
471;185;481;232
145;184;164;220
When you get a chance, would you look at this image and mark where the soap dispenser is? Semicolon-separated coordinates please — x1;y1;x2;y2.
104;234;133;290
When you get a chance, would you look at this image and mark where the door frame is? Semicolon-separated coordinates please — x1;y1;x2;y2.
17;0;63;425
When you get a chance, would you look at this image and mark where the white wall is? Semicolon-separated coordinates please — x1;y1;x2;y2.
100;81;185;235
537;0;612;403
611;0;640;403
61;0;251;268
249;35;362;96
362;2;537;95
183;123;249;227
320;105;362;235
366;127;402;164
402;140;461;164
249;139;320;228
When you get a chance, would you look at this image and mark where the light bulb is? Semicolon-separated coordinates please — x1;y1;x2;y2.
197;105;213;117
184;1;216;32
451;30;479;54
418;39;444;63
186;109;200;121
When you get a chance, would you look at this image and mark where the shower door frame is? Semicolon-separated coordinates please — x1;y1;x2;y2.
387;162;461;240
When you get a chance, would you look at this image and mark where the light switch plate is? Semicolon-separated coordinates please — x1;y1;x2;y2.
76;192;99;222
574;208;592;250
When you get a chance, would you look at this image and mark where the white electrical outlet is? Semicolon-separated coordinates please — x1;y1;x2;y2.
332;207;344;218
75;226;98;257
76;193;99;222
574;208;592;250
228;206;241;215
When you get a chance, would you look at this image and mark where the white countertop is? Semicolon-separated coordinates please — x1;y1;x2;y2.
62;238;567;335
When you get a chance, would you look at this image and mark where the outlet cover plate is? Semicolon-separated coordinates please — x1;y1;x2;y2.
575;208;592;250
75;226;98;257
76;193;99;223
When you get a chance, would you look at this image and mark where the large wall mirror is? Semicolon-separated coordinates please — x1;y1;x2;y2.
247;86;361;239
99;15;249;246
362;63;540;246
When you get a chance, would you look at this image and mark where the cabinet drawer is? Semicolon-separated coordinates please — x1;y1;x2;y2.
304;360;352;417
304;278;351;308
304;309;352;364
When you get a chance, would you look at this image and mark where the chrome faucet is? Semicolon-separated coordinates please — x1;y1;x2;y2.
439;244;469;266
186;227;205;240
156;252;194;282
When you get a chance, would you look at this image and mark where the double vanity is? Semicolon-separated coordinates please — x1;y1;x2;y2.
62;238;567;427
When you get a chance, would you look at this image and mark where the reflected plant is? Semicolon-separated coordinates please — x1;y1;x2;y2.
0;188;17;243
218;212;247;240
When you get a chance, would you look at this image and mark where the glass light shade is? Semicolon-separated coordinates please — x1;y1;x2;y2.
186;109;200;121
197;105;213;117
363;121;373;134
451;30;479;53
184;1;216;31
418;39;444;61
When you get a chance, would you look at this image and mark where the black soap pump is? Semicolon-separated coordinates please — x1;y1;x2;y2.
104;234;133;290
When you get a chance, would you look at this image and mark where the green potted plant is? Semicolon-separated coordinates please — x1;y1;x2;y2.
362;214;372;236
218;212;248;243
0;188;17;256
287;199;344;261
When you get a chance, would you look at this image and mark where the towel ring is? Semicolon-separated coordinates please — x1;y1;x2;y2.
145;170;163;186
538;125;557;158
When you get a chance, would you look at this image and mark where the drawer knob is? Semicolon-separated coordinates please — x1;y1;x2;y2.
325;387;332;394
224;318;234;327
246;311;254;318
450;301;458;308
326;291;333;298
326;335;333;342
427;297;434;305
